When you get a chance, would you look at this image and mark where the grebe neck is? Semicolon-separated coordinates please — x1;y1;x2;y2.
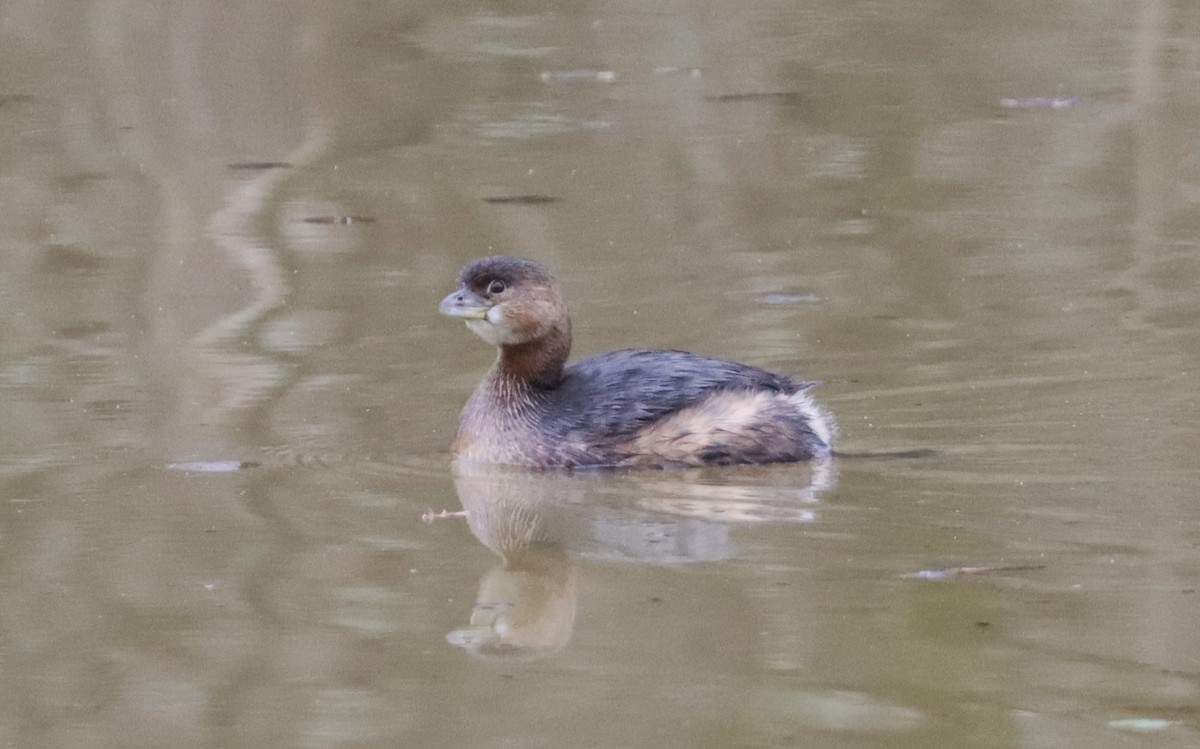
496;318;571;390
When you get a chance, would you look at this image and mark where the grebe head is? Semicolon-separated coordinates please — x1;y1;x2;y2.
439;256;567;347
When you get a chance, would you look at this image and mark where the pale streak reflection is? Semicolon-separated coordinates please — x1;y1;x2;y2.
445;460;836;656
187;120;332;423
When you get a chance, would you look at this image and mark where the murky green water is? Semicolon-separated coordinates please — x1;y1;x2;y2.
1;2;1198;747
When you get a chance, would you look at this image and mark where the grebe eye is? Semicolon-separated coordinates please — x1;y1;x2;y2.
487;280;506;295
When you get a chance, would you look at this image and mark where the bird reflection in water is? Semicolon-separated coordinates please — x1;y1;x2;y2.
441;459;836;657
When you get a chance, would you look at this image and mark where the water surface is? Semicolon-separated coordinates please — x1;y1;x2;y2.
1;2;1198;747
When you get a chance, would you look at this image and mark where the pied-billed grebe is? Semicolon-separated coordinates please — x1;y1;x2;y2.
439;256;835;468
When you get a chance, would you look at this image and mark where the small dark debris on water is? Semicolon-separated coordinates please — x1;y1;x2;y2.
39;244;107;275
833;448;938;461
302;215;377;225
998;96;1081;110
974;621;991;628
705;91;804;104
227;161;293;170
53;321;112;339
166;460;261;473
0;94;34;107
903;564;1044;581
648;596;664;604
483;195;560;205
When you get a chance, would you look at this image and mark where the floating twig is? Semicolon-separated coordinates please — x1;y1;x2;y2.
422;508;469;523
302;215;376;225
903;564;1044;581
